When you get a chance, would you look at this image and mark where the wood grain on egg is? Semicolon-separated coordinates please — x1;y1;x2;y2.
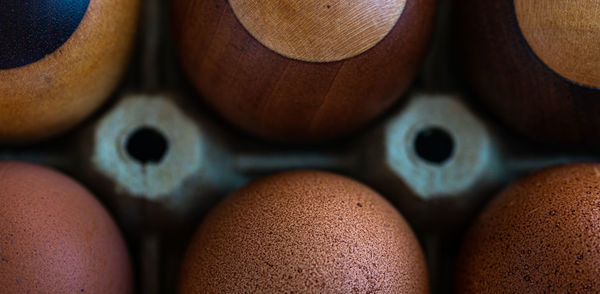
515;0;600;88
228;0;407;62
0;0;139;143
172;0;435;143
179;171;429;293
458;0;600;146
0;161;132;293
456;164;600;292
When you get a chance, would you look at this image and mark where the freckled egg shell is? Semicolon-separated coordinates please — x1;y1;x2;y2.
0;161;133;293
179;170;429;293
456;163;600;292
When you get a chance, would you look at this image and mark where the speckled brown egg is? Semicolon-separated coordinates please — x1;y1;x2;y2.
456;163;600;292
0;161;133;293
179;170;429;293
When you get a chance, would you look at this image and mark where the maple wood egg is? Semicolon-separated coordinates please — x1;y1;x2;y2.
0;161;133;293
179;171;429;293
0;0;139;143
458;0;600;146
456;164;600;292
172;0;436;143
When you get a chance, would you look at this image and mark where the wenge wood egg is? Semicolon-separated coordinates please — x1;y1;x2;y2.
178;171;429;293
172;0;436;143
456;164;600;292
0;0;139;143
458;0;600;146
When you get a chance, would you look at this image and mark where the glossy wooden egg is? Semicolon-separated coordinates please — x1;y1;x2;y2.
0;161;133;293
0;0;139;143
179;171;429;293
456;164;600;292
172;0;436;143
458;0;600;146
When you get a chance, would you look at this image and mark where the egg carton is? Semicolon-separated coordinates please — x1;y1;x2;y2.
1;0;595;293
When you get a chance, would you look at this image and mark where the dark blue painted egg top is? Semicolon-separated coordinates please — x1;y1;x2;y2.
0;0;91;69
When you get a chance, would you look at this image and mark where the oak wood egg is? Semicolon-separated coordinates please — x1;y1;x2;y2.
172;0;436;143
0;0;139;143
458;0;600;146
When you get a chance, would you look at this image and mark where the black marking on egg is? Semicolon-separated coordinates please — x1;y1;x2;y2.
0;0;90;69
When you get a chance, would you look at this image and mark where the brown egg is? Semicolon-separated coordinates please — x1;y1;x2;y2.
456;164;600;292
179;170;429;293
171;0;436;143
458;0;600;146
0;0;139;143
0;161;133;293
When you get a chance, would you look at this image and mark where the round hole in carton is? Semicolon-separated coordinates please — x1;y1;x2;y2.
126;127;169;164
414;127;454;165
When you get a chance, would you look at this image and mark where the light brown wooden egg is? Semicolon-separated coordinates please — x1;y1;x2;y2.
179;170;429;293
456;164;600;292
0;0;139;143
171;0;436;143
0;161;133;293
458;0;600;146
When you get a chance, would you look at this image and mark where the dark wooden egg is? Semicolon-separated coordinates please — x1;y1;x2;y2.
458;0;600;146
0;0;139;143
172;0;436;143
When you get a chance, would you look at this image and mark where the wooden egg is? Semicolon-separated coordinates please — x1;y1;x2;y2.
172;0;436;143
0;161;133;293
456;164;600;292
458;0;600;146
178;171;429;293
0;0;139;143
